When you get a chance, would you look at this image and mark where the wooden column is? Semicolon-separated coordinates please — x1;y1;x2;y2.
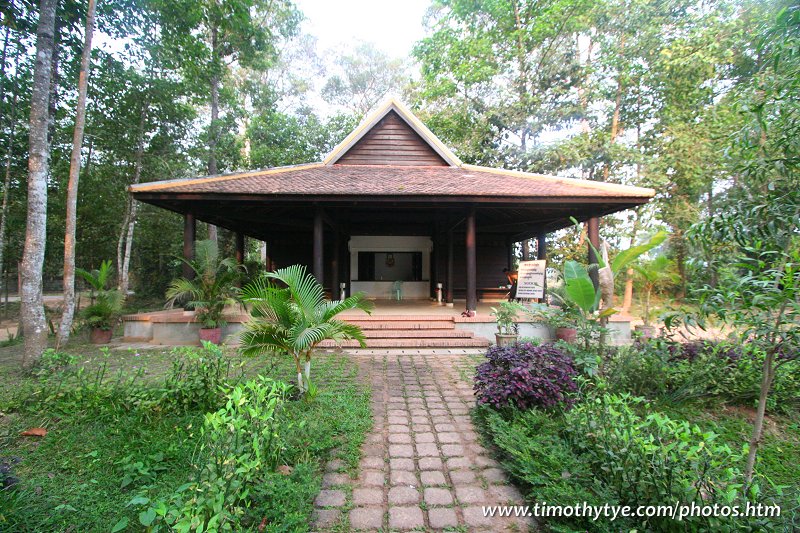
313;208;324;283
537;232;547;260
587;216;600;290
446;230;454;304
183;213;196;280
234;232;245;264
332;231;340;299
262;241;271;271
522;239;530;260
465;208;477;314
506;239;514;271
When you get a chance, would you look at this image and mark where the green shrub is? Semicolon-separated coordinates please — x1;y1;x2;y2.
159;342;240;412
565;393;762;531
475;406;624;532
140;377;292;532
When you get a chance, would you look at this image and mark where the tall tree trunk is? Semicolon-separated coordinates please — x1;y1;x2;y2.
603;34;626;182
119;99;149;296
46;17;61;148
116;200;130;276
621;210;640;312
21;0;58;368
206;25;220;243
58;0;97;347
0;45;20;289
0;13;11;128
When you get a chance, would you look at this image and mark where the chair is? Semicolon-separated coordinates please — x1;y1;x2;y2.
392;280;403;300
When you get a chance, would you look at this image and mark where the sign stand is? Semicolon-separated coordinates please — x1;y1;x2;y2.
515;260;546;302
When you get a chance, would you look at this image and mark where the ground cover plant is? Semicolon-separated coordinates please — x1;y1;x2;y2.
0;342;370;532
472;338;800;532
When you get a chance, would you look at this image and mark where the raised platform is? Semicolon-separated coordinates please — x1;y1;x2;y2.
121;300;632;347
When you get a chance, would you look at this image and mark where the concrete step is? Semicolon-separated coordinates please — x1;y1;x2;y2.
344;320;455;330
361;329;474;339
319;337;490;348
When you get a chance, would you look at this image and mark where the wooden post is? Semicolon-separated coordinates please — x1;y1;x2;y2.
465;208;477;314
446;230;454;304
183;213;196;280
522;239;530;260
537;232;547;260
313;208;324;284
587;217;600;290
332;231;340;299
235;232;245;264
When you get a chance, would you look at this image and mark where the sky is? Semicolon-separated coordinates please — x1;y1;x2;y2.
294;0;431;59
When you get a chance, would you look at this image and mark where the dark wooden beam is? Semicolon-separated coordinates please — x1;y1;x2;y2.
313;208;324;283
332;231;340;299
522;239;530;260
465;207;477;313
183;213;196;280
587;216;600;289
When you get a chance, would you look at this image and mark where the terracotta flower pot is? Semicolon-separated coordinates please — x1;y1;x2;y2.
90;328;113;344
495;333;518;347
555;327;578;343
635;324;657;339
199;327;222;345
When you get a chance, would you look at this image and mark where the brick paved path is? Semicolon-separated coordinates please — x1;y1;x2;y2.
312;351;533;531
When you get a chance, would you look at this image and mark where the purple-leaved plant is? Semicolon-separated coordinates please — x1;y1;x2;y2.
474;342;579;410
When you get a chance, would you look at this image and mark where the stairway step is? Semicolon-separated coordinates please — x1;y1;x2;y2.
362;329;474;339
340;314;455;321
319;337;490;348
344;320;455;330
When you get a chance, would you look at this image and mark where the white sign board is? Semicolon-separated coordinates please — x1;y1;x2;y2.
515;260;546;299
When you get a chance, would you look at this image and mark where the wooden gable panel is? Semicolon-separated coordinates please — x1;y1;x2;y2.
336;110;448;166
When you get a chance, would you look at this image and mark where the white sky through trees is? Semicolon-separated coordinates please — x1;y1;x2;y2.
295;0;430;58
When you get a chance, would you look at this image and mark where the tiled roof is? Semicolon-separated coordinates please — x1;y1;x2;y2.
131;163;654;200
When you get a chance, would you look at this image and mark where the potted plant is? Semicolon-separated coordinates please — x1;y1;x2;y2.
632;255;677;338
77;260;124;344
490;301;526;347
166;240;244;344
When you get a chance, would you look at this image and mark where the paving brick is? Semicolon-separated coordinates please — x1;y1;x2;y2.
434;423;457;432
358;469;385;487
353;487;384;506
424;487;454;506
314;489;346;507
427;507;459;529
388;424;410;433
441;444;465;457
414;431;436;443
325;459;345;472
489;483;523;503
415;442;440;457
389;457;415;471
349;506;384;530
312;508;341;528
482;467;508;484
389;444;414;457
463;505;494;527
388;433;412;444
359;456;384;470
420;470;447;485
390;469;417;486
455;485;486;504
388;485;420;505
418;456;444;471
389;506;424;530
387;415;407;425
321;472;350;488
361;443;384;457
437;432;461;443
449;469;477;485
475;455;500;468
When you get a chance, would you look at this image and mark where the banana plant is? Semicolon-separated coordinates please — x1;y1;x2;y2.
239;264;373;392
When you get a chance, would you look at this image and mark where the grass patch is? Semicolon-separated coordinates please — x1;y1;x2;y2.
0;346;370;532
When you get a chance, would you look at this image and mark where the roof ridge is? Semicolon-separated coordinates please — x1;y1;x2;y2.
130;162;324;193
461;164;655;197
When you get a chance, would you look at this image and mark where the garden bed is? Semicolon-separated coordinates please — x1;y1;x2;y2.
0;344;371;531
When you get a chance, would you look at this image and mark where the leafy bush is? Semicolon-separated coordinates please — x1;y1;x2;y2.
565;393;762;530
474;343;578;410
140;377;292;531
605;339;800;412
475;406;624;532
159;342;239;412
34;349;77;376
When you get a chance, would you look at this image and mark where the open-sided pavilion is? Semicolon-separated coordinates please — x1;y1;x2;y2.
131;99;654;316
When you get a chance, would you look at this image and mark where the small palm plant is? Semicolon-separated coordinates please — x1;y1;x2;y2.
239;264;373;392
166;240;244;329
633;255;678;327
77;260;124;331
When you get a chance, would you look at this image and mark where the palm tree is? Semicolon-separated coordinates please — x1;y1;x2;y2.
239;264;373;392
165;240;243;329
